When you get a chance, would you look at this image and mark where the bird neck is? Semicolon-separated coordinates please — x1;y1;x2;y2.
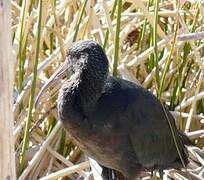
76;62;108;110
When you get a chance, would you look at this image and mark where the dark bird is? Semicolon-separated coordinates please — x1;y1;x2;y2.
35;40;190;179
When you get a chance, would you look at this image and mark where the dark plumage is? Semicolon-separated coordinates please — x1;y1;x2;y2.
36;40;190;179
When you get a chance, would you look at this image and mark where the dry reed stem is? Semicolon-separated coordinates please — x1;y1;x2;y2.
18;122;61;180
0;1;16;179
47;146;87;177
11;0;204;179
178;31;204;41
39;161;90;180
131;0;166;39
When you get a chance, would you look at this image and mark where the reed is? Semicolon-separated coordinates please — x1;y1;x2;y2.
10;0;204;179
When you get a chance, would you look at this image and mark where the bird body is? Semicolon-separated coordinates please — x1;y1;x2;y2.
58;74;188;179
37;40;189;179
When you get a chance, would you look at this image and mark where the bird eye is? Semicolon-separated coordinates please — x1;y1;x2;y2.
75;53;81;59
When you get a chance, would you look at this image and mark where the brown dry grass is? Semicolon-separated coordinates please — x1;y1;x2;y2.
11;0;204;179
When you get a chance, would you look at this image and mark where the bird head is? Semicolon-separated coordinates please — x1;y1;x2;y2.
35;40;108;108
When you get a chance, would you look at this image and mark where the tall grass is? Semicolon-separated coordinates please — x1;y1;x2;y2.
19;0;43;174
12;0;204;179
113;0;122;76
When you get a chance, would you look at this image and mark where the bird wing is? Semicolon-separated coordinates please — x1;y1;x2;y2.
125;82;187;168
98;76;188;169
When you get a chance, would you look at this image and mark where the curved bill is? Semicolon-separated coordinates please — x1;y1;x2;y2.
35;61;70;108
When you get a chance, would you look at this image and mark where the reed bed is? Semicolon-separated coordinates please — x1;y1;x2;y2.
11;0;204;179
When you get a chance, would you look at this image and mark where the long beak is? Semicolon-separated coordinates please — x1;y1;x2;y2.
35;61;70;108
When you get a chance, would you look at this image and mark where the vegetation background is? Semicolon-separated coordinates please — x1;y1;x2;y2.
7;0;204;179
